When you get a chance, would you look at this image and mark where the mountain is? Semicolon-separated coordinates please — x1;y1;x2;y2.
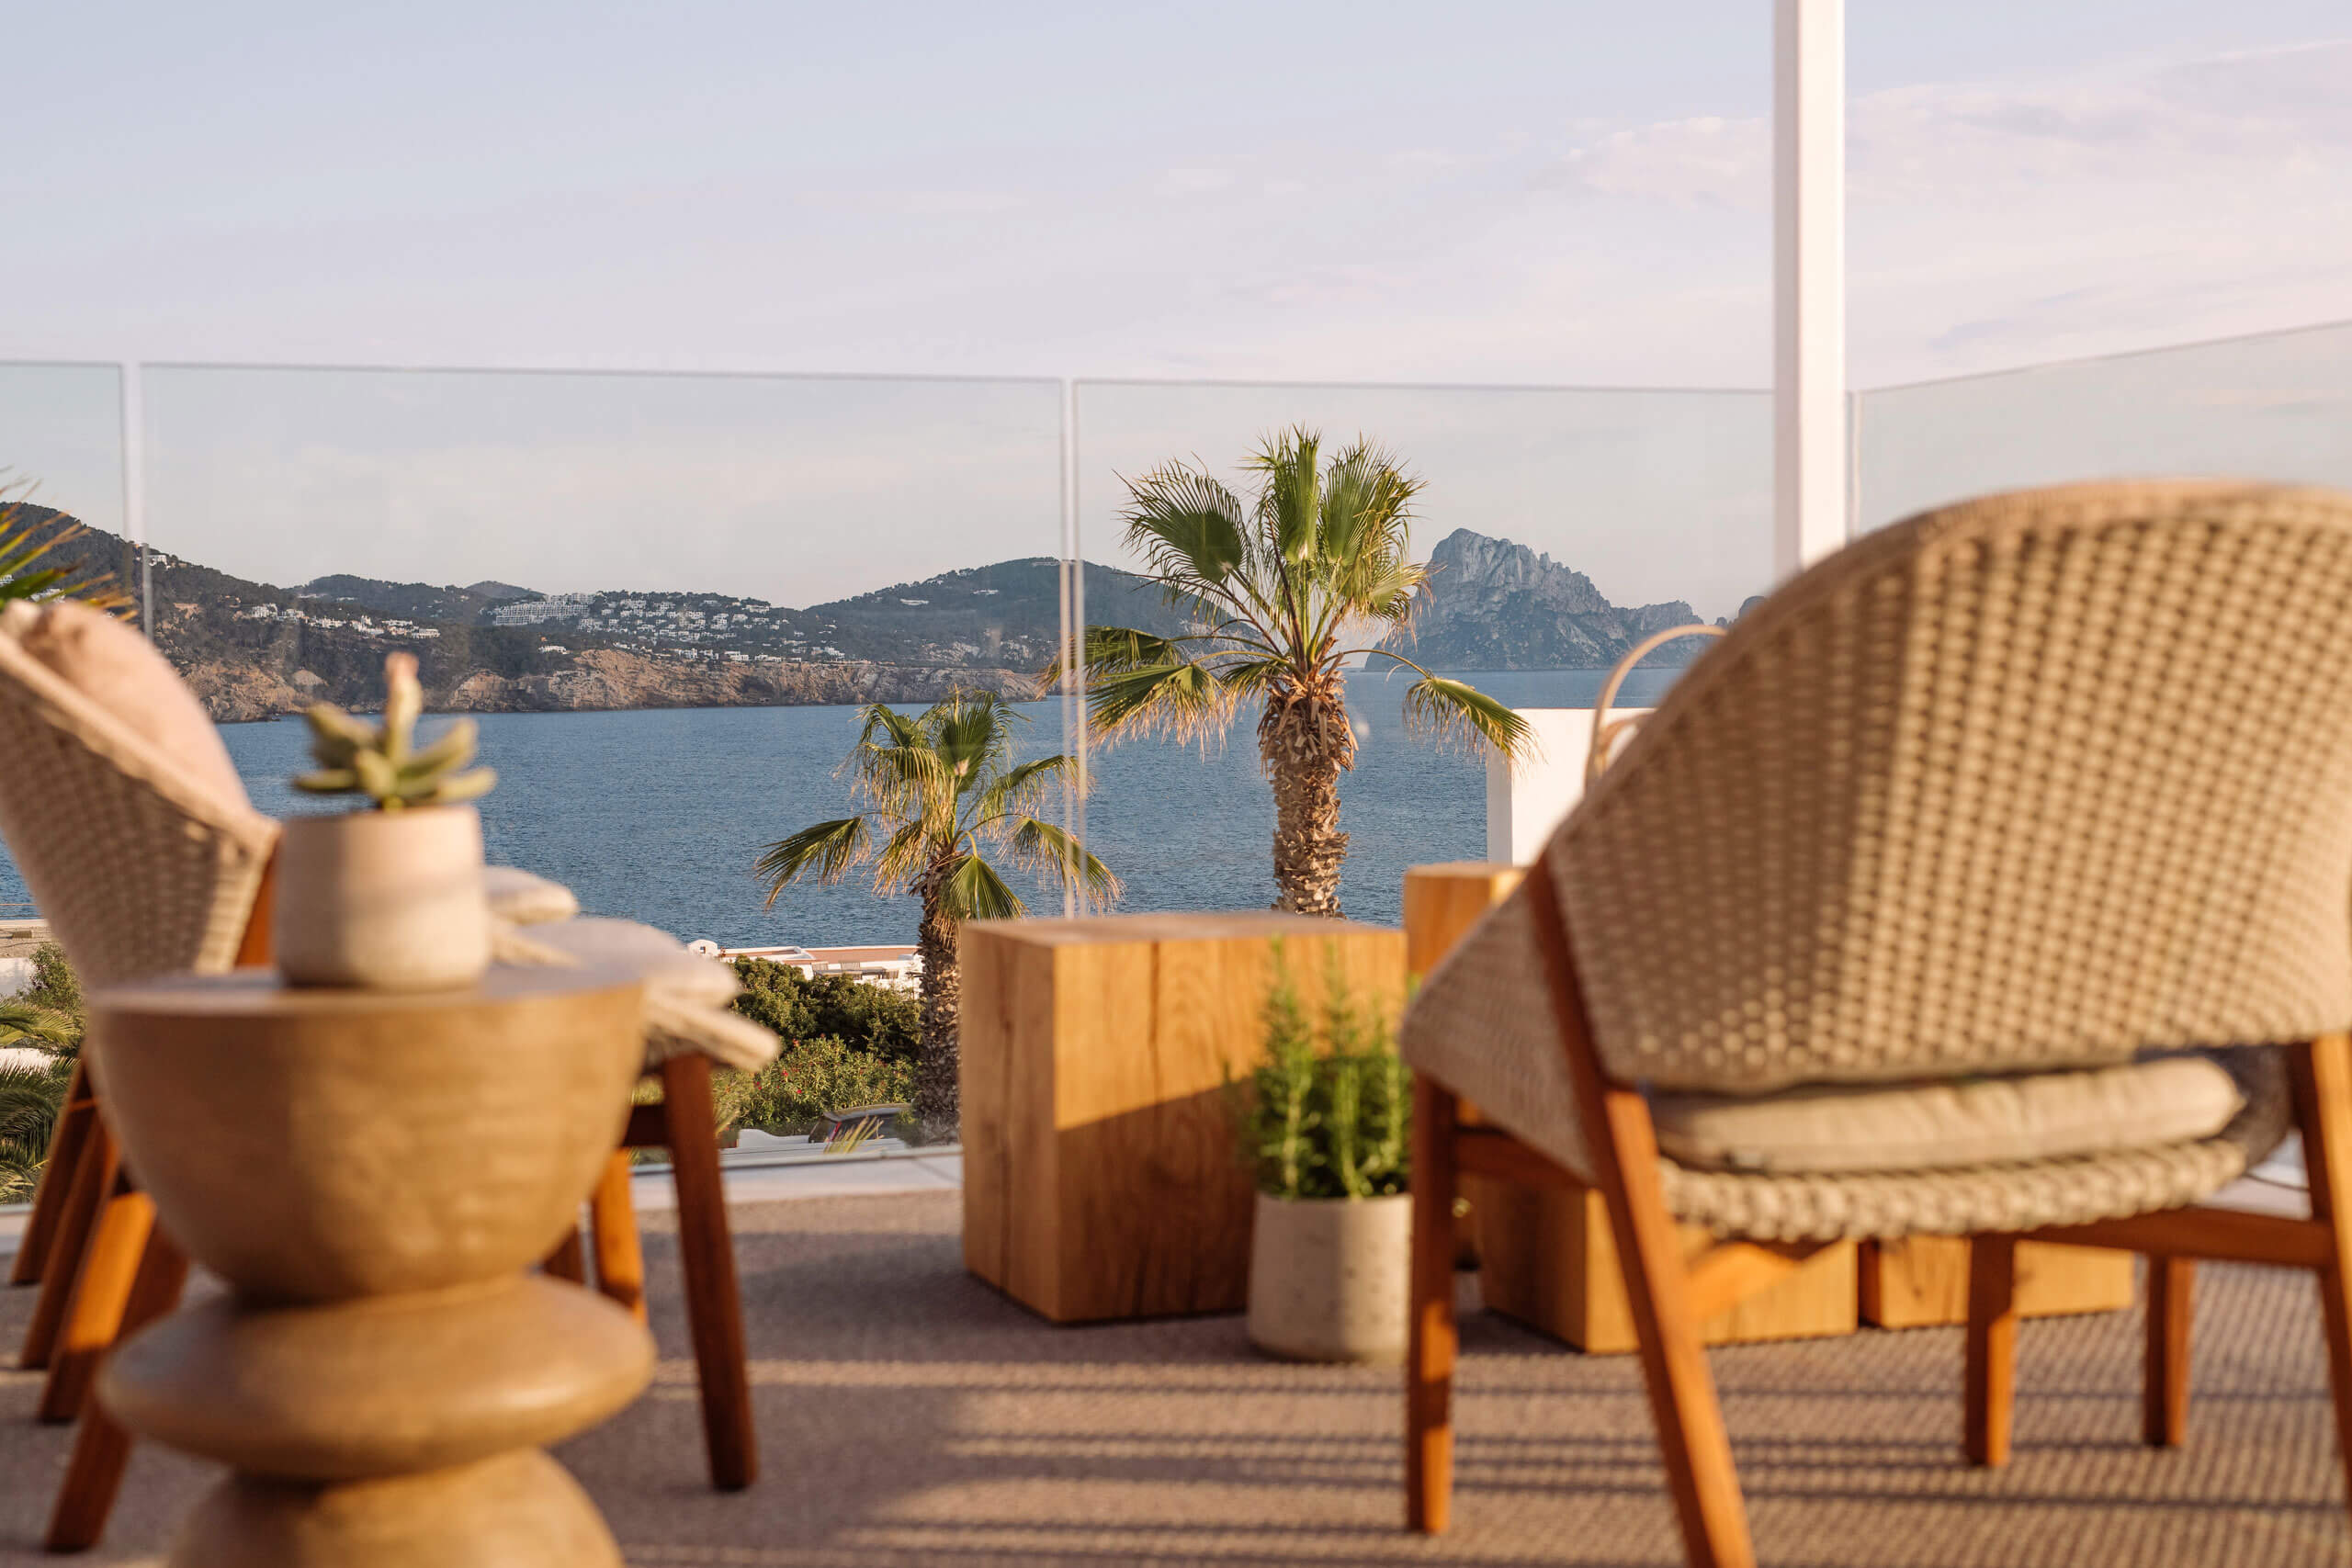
295;575;531;626
2;508;1193;722
1386;528;1713;670
3;508;1704;721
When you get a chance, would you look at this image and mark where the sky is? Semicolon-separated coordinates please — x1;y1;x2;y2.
5;2;2349;616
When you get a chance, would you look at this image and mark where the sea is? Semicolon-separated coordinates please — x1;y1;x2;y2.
0;668;1680;949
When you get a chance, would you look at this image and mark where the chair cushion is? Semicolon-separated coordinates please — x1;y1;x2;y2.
483;865;578;925
494;916;741;1010
1;599;249;813
1649;1055;2245;1176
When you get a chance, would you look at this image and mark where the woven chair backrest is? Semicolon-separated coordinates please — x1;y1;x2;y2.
0;633;277;989
1550;480;2352;1092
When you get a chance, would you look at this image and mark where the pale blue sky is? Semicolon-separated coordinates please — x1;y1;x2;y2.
5;4;2348;615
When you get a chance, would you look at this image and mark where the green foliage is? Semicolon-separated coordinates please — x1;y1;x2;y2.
729;958;920;1066
0;1052;74;1204
753;689;1116;920
1235;939;1409;1201
18;943;84;1053
739;1037;918;1137
1054;429;1532;764
295;651;495;810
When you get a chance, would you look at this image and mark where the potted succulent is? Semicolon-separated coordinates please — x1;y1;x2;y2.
275;652;499;990
1237;941;1411;1363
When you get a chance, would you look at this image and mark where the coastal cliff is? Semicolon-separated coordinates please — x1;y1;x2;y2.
1385;527;1713;670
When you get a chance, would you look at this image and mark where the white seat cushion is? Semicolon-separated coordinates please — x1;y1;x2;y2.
1;599;250;813
1649;1055;2245;1175
483;865;578;926
493;916;741;1010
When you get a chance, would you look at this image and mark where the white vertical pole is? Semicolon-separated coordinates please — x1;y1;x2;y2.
121;362;151;628
1057;378;1084;918
1774;0;1846;577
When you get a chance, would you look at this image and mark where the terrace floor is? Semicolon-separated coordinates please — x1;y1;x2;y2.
4;1173;2350;1566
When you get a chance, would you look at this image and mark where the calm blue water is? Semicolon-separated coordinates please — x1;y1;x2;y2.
0;669;1677;947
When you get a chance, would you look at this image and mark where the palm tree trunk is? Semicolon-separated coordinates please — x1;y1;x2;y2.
911;874;962;1142
1261;691;1352;918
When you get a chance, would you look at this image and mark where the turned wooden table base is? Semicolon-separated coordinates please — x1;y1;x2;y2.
86;966;652;1567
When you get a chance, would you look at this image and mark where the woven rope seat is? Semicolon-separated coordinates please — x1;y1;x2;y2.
1404;481;2352;1242
0;633;276;987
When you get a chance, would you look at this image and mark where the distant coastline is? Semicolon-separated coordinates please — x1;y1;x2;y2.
15;507;1716;724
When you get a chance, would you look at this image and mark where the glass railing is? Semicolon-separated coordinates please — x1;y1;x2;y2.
1856;320;2352;533
0;363;127;915
137;366;1068;950
1071;380;1771;926
4;322;2348;942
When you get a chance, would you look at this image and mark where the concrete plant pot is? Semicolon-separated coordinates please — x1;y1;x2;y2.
1246;1190;1411;1363
274;805;492;990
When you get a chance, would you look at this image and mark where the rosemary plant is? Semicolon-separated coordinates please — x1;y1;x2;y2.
1236;939;1409;1201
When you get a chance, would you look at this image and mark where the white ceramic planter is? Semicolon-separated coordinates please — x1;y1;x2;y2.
1246;1190;1411;1364
274;806;492;990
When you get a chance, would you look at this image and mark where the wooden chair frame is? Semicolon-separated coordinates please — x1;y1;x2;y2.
16;863;759;1552
1405;868;2352;1568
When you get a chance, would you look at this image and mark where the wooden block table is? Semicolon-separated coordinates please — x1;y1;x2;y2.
961;911;1406;1324
1860;1238;2133;1327
1407;863;1858;1352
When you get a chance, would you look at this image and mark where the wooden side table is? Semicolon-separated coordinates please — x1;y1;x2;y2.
960;911;1406;1323
86;966;651;1567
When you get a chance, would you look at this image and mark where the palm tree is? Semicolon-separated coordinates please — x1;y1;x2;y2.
0;1001;84;1204
1059;427;1532;917
756;691;1116;1141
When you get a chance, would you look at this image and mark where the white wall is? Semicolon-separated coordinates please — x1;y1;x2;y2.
1485;707;1650;864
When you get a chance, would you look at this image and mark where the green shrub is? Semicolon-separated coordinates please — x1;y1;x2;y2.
730;958;918;1066
741;1036;916;1137
20;942;83;1052
0;1053;73;1204
1235;940;1408;1201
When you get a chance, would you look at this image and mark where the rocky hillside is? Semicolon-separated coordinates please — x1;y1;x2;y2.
4;505;1709;717
3;507;1164;721
1387;528;1715;669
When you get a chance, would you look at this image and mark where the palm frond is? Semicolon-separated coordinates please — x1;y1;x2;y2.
0;1002;78;1050
755;816;873;908
975;753;1076;822
869;818;935;893
1085;659;1239;747
937;853;1025;922
1117;462;1251;589
0;479;134;617
1005;817;1122;907
1246;427;1323;566
1399;674;1536;763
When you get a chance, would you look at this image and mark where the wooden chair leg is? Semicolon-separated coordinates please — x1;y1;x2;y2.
2143;1256;2193;1449
39;1184;154;1423
589;1148;649;1325
9;1063;92;1287
1527;869;1755;1568
20;1115;119;1371
662;1052;757;1491
2290;1034;2352;1521
542;1224;588;1285
1405;1076;1459;1534
44;1225;189;1552
1965;1235;2019;1467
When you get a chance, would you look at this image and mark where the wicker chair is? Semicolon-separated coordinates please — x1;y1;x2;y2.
0;626;772;1550
1400;482;2352;1567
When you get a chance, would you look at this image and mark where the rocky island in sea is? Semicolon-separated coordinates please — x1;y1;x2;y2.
11;507;1713;722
